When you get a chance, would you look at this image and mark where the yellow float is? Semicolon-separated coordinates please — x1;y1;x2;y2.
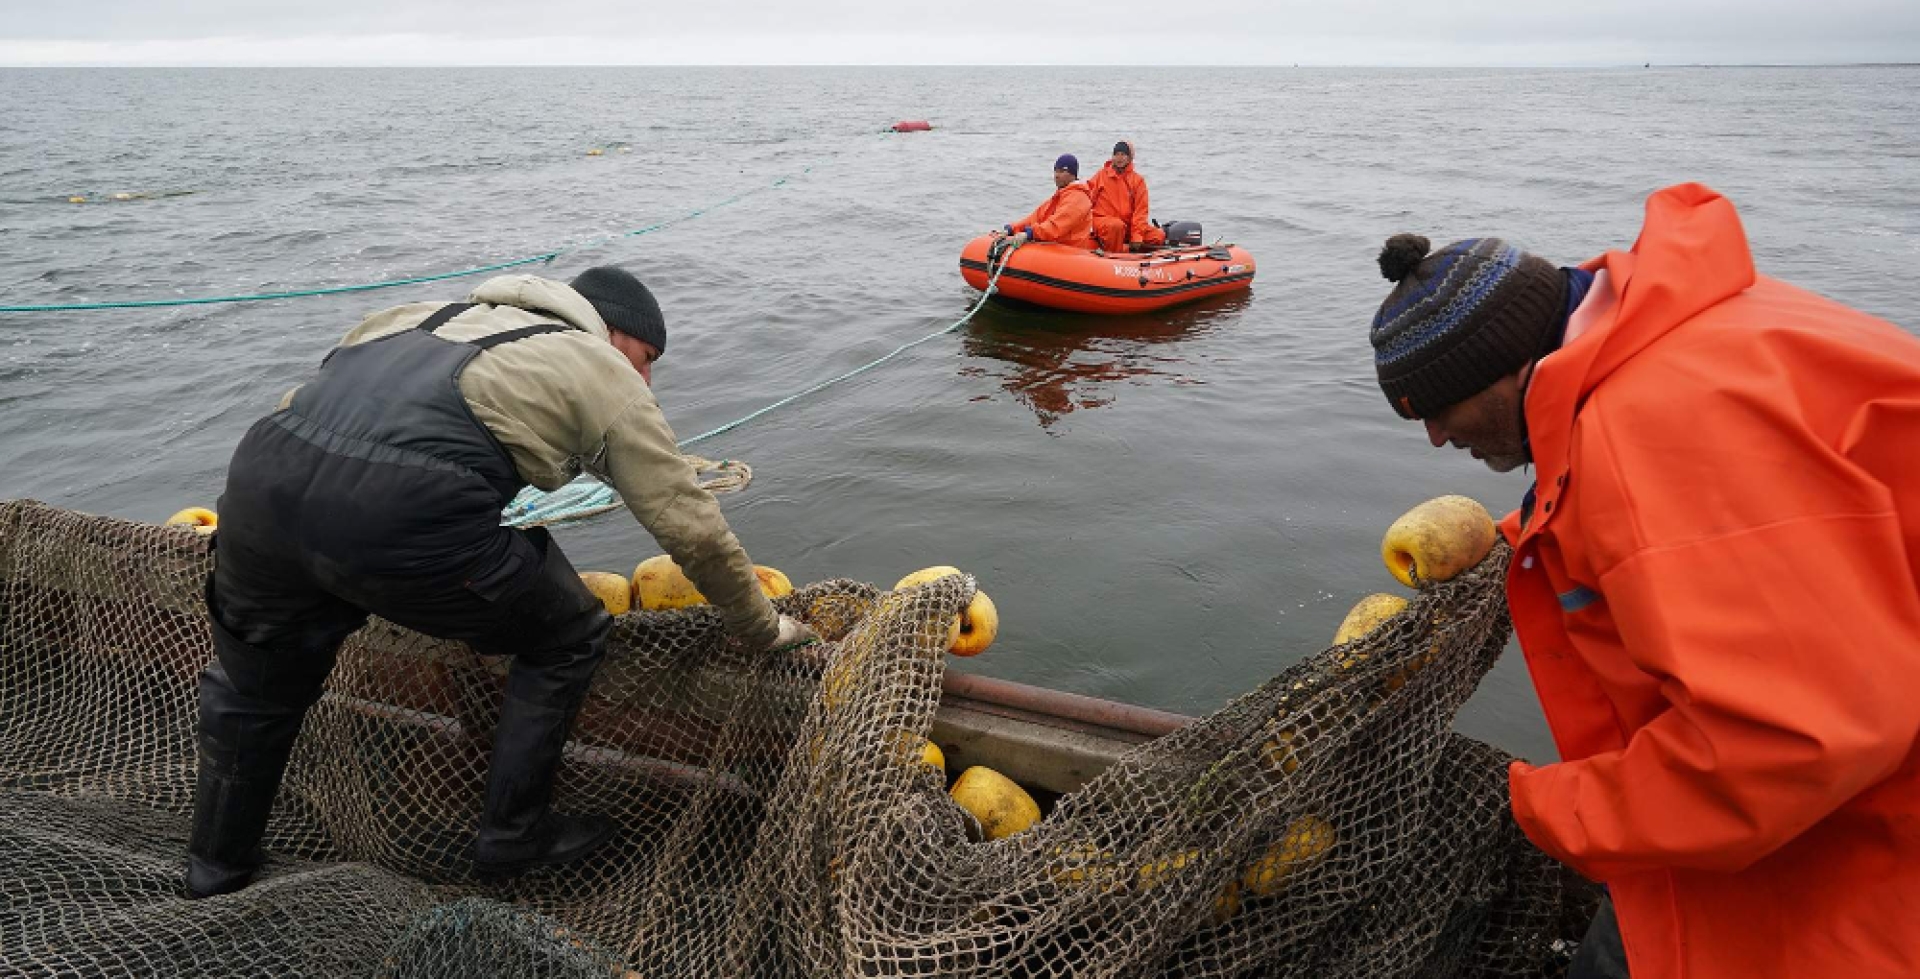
1211;881;1243;924
577;572;632;615
893;566;998;657
889;731;945;773
1240;814;1336;897
1381;495;1497;588
948;766;1039;840
754;565;793;597
1385;646;1440;693
1333;593;1410;646
1136;848;1198;889
919;738;946;773
1134;849;1242;921
1261;726;1304;777
164;507;218;534
630;555;792;610
1046;842;1120;888
819;649;862;712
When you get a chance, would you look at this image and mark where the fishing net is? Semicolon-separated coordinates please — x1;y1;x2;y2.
0;499;1597;978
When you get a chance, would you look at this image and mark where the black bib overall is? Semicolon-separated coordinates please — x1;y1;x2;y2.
188;303;615;896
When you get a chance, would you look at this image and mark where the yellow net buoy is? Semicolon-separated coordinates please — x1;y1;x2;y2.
1381;496;1497;588
632;555;702;609
630;555;792;610
754;566;793;599
578;572;632;616
1240;815;1336;897
890;732;946;773
586;148;604;156
1333;593;1410;646
893;566;998;656
949;766;1040;840
818;644;868;713
1135;848;1198;889
1046;842;1120;888
1211;881;1243;924
164;507;218;534
67;196;87;204
1261;725;1304;777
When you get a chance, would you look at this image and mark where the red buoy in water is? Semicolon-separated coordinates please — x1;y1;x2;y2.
890;120;932;133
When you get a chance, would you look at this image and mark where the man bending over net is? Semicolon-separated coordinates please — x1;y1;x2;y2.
188;267;814;898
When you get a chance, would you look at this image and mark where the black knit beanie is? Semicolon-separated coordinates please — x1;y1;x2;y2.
1370;235;1565;419
570;266;666;354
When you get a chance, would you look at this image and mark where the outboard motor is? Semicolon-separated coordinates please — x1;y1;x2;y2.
1159;220;1203;247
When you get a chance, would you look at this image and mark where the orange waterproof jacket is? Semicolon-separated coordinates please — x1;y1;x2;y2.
1502;183;1920;978
1086;162;1156;245
1009;182;1093;249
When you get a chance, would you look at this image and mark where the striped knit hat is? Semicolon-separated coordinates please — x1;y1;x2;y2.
1370;234;1565;420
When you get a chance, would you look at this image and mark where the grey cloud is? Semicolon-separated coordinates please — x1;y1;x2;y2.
3;0;1916;63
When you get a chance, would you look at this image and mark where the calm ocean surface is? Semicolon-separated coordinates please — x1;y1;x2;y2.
3;66;1916;762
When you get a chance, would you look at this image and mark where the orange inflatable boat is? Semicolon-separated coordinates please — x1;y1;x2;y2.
959;236;1255;315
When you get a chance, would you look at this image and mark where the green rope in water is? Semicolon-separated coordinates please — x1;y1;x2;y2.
11;127;996;529
0;170;807;314
503;240;1024;528
676;242;1019;447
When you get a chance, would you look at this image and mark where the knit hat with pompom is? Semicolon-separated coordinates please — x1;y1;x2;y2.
1369;234;1565;419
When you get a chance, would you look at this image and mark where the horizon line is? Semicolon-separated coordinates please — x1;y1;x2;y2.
5;61;1918;69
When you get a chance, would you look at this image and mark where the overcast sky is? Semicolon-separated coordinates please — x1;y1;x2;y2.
3;1;1917;67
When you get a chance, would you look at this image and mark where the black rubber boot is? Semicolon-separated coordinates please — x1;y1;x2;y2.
185;753;281;899
186;604;332;900
185;672;304;899
471;693;614;879
472;811;616;880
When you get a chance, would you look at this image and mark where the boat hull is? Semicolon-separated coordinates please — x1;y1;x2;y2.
960;235;1255;315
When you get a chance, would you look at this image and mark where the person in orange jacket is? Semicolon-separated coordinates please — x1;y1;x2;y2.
992;154;1093;250
1366;183;1920;979
1085;140;1166;253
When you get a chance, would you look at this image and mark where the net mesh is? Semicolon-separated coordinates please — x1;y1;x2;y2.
0;499;1597;978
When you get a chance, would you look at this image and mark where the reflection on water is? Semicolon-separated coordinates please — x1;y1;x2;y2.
959;292;1250;430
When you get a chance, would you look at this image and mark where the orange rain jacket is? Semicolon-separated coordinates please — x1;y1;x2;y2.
1502;183;1920;978
1085;161;1164;250
1009;182;1094;250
